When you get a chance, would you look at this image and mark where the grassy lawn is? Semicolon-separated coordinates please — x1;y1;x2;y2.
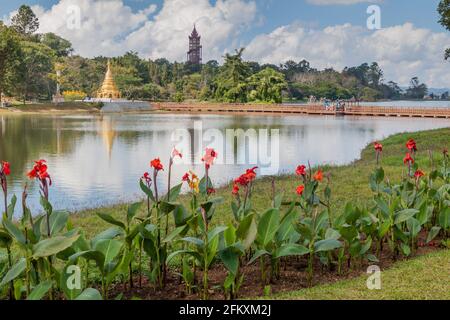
270;249;450;300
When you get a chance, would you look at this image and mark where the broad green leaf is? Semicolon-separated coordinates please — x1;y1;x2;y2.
49;210;69;236
181;237;204;247
208;226;228;241
97;213;126;230
248;249;270;265
27;280;53;300
127;202;142;225
438;207;450;230
325;228;341;240
274;244;309;259
139;180;155;202
314;239;342;253
219;247;240;275
426;226;441;243
0;231;12;248
33;234;80;258
406;218;421;238
257;209;280;248
0;258;26;288
166;183;183;202
163;225;188;243
394;209;419;224
236;213;257;250
94;239;123;265
91;227;123;248
2;218;26;244
75;288;102;300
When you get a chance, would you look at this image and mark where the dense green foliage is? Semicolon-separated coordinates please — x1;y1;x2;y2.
438;0;450;60
0;133;449;300
0;6;441;105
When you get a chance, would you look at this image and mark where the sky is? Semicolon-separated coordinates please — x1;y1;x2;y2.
1;0;449;88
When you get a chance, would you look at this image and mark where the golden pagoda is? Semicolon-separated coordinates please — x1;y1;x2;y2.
97;60;121;99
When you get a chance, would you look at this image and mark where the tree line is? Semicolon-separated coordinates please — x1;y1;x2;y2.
1;5;448;105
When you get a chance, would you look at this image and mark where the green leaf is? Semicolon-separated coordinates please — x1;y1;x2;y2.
27;280;53;300
2;218;26;245
181;237;204;247
208;226;228;241
0;231;13;248
248;249;270;265
91;227;123;248
94;239;123;266
75;288;102;300
6;195;17;220
314;239;342;253
160;201;178;215
236;213;257;250
325;228;341;240
257;209;280;248
394;209;419;224
163;225;188;243
140;179;155;202
400;243;411;256
274;244;309;259
0;258;26;288
438;207;450;230
426;227;441;243
32;234;80;258
219;247;240;275
406;218;421;238
127;202;142;225
166;183;183;202
49;210;69;236
97;213;126;230
172;205;191;227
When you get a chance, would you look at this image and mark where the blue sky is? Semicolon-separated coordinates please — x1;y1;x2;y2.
1;0;449;87
2;0;445;35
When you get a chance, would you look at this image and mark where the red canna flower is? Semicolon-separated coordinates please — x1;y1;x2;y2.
296;185;305;196
1;161;10;176
28;160;51;184
443;148;448;157
234;167;258;187
403;153;414;165
374;142;383;152
150;158;164;171
232;184;240;195
27;160;52;200
207;188;216;195
182;172;190;182
313;170;323;182
202;148;218;169
406;139;417;152
414;170;425;179
142;172;151;184
296;165;306;176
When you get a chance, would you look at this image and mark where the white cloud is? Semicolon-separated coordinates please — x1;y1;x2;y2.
306;0;380;5
6;0;258;61
245;22;450;88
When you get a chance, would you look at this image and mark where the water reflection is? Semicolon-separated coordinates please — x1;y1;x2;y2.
0;113;448;216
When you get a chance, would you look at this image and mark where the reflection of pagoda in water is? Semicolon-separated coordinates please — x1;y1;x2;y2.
98;116;116;158
97;60;121;99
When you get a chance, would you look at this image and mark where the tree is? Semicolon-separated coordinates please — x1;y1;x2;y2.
438;0;450;59
40;33;73;57
247;67;287;103
10;5;39;36
0;23;21;106
13;41;55;102
405;77;428;99
215;48;251;102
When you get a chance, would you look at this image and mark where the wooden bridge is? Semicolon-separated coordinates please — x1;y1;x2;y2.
154;102;450;119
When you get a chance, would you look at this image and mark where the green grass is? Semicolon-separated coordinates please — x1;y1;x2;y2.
69;127;450;238
269;250;450;300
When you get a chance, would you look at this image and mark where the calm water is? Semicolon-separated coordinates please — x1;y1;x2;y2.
0;113;449;216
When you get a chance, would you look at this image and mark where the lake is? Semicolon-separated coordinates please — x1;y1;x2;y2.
0;113;449;216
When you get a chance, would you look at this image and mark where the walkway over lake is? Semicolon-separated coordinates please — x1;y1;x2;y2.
155;102;450;119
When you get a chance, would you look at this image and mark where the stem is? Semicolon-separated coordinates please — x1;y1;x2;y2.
6;246;14;300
